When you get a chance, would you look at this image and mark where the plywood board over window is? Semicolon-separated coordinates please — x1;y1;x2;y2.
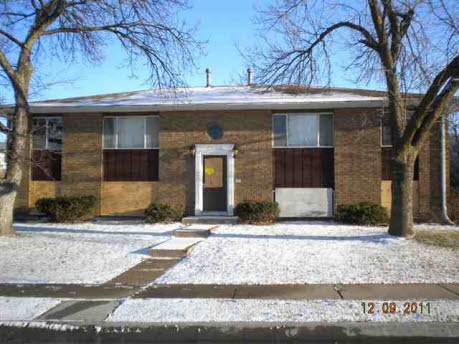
274;148;334;188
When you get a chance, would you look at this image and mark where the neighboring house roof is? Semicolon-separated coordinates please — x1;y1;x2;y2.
1;85;423;114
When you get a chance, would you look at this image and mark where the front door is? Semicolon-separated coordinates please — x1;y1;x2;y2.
203;155;227;212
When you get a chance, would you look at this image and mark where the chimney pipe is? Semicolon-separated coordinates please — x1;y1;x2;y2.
247;68;253;86
206;68;212;87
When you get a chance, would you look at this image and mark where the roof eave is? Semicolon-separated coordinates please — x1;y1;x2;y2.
16;99;408;114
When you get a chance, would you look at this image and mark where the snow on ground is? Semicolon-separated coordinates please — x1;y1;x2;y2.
108;298;459;323
0;297;62;321
156;222;459;285
0;222;176;284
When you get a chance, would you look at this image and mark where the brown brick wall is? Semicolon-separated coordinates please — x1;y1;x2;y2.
418;122;443;219
18;108;447;219
29;181;61;207
101;181;159;215
61;114;103;214
159;110;273;214
334;108;382;206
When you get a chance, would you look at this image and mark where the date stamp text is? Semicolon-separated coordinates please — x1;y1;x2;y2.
361;301;431;315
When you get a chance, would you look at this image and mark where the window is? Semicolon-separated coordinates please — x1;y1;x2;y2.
32;117;63;150
381;110;414;147
382;147;419;181
103;116;159;181
31;117;62;181
273;113;333;147
103;116;159;149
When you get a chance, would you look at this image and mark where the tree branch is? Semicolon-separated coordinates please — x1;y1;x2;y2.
404;54;459;146
0;50;21;92
412;76;459;150
382;0;402;60
0;121;10;134
367;0;386;46
0;29;24;47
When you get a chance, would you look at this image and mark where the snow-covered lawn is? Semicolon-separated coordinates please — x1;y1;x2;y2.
156;222;459;285
0;297;61;321
0;222;176;284
108;298;459;323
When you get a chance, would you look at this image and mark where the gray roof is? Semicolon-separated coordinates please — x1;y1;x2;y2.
1;85;424;114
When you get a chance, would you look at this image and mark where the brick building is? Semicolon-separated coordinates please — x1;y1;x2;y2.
10;85;445;219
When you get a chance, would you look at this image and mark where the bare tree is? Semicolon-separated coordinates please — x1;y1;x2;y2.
250;0;459;238
0;0;202;236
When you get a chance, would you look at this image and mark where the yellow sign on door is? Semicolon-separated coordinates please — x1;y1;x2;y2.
205;167;215;176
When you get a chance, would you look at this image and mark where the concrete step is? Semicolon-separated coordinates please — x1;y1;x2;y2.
173;224;219;238
182;216;239;225
13;213;49;223
174;229;210;238
92;216;145;225
149;237;203;258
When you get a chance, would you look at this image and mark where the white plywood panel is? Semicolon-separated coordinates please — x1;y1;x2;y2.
275;188;333;217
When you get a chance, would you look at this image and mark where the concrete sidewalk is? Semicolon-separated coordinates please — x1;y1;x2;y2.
1;284;458;342
1;282;458;300
136;283;459;300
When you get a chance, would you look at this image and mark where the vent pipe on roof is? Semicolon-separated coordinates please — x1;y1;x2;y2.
247;68;253;86
206;68;212;87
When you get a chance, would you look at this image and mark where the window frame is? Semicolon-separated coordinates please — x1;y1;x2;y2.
272;113;334;148
103;115;160;150
32;116;63;150
380;109;415;148
380;116;393;148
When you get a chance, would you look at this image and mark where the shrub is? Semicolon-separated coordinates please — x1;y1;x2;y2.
35;195;96;222
235;200;279;224
145;202;182;223
336;201;389;225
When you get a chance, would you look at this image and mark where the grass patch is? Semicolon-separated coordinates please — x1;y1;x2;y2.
415;229;459;249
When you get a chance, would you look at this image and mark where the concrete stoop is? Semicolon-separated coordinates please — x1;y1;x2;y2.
173;224;218;238
149;237;204;258
182;216;239;225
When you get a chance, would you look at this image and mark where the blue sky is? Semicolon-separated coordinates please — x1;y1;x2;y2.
29;0;260;101
0;0;389;103
20;0;383;102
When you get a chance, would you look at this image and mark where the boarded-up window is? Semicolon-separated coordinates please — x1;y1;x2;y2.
103;149;159;181
31;150;62;181
273;148;334;188
381;147;419;181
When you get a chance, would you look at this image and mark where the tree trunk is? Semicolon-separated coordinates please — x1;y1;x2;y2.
0;99;29;236
388;152;416;238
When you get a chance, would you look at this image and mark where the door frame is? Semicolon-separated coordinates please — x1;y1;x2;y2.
195;144;234;216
